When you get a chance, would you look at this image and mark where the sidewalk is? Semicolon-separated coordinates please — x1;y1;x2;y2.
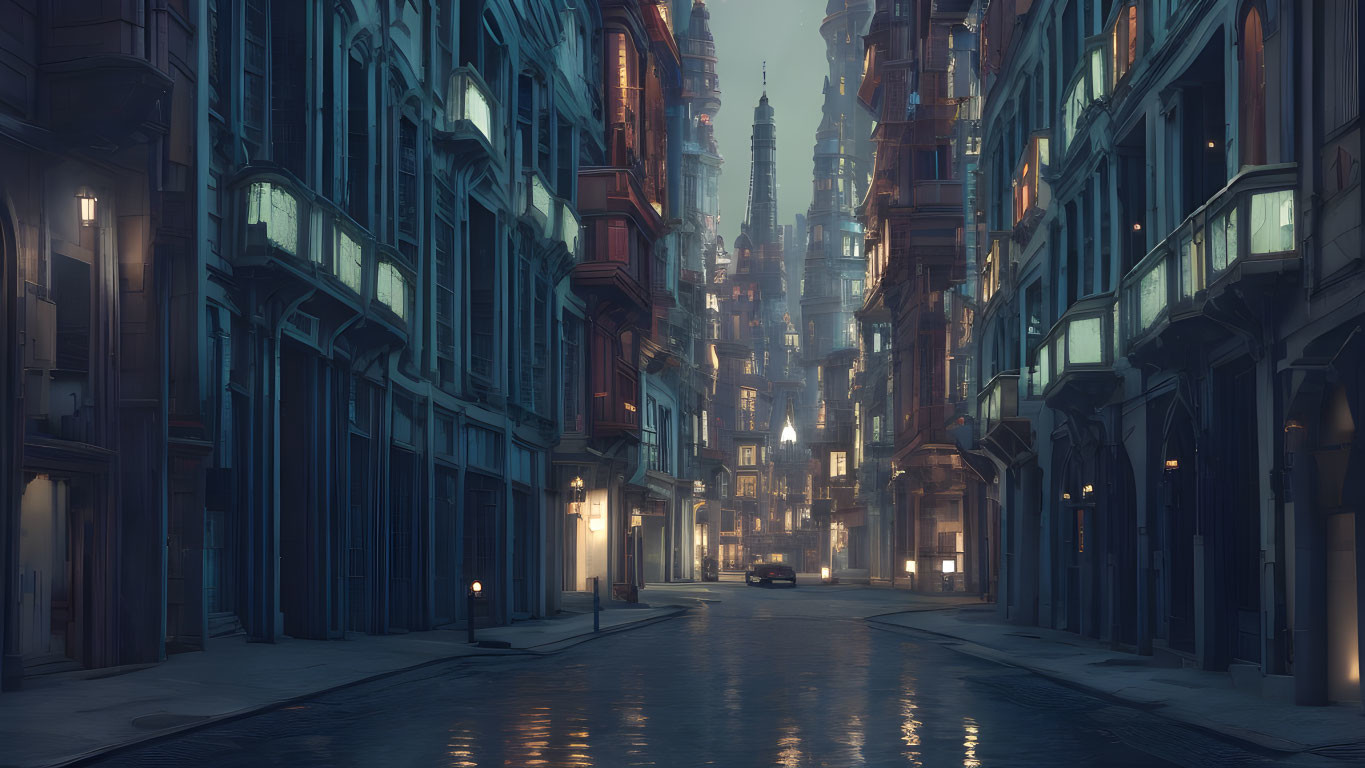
868;604;1365;759
1;604;685;768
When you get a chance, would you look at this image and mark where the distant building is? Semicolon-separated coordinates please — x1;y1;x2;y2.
860;0;984;593
801;0;876;580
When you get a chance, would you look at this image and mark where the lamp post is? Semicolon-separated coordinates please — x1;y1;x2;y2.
941;559;956;592
905;558;916;591
467;579;483;644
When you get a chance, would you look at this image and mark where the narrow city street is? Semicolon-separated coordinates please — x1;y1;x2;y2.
82;583;1311;768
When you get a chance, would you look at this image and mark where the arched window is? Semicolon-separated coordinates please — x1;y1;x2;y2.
1239;5;1267;166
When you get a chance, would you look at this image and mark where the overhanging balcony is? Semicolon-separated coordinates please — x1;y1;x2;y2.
976;371;1032;463
236;171;408;339
1037;292;1119;409
438;67;501;166
1121;164;1298;357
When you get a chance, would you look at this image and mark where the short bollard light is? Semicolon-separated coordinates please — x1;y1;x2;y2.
467;580;484;644
820;566;831;583
905;559;916;590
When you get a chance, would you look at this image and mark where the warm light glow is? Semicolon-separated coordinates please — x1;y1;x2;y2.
1132;222;1143;231
941;560;956;574
780;420;797;444
1164;459;1180;470
571;476;584;490
1062;492;1071;500
470;580;483;595
1082;483;1094;496
905;560;916;574
1207;140;1217;149
588;516;605;532
76;187;98;227
820;566;831;581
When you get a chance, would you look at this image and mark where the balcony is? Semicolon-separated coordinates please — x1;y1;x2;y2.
1121;164;1298;357
1037;292;1119;409
976;371;1032;463
1012;133;1051;229
236;172;408;338
591;365;640;441
439;67;500;165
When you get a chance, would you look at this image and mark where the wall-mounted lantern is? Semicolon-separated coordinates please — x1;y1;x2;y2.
570;475;586;503
1164;459;1180;470
76;186;98;227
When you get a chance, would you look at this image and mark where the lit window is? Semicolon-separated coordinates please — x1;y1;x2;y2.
830;451;847;478
335;226;363;292
1239;6;1267;166
376;261;408;319
739;445;756;467
247;182;299;255
737;475;757;498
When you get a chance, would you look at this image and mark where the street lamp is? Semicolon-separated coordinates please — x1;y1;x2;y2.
905;559;916;590
820;566;831;583
570;475;586;503
467;579;484;644
76;186;97;227
941;559;956;593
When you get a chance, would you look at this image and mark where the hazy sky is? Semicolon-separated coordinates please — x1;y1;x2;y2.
706;0;831;245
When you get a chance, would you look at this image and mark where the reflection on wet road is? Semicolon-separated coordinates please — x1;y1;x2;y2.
89;585;1286;767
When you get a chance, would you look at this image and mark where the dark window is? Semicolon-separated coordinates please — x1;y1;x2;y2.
534;277;548;415
564;317;584;432
270;0;306;176
469;202;496;383
347;54;369;224
435;212;457;387
398;118;418;239
243;0;267;149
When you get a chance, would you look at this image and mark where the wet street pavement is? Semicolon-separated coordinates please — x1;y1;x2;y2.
87;582;1311;767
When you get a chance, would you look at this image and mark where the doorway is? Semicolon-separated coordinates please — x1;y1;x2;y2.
18;473;95;674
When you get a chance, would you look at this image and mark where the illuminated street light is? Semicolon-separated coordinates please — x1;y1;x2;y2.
941;560;956;574
904;560;915;574
820;566;831;583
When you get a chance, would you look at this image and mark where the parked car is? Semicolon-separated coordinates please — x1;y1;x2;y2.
745;562;797;586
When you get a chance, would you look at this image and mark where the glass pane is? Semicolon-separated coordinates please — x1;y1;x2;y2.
1179;234;1193;298
1210;213;1227;272
1138;259;1166;331
337;228;363;292
465;78;492;142
1038;345;1050;391
1226;207;1239;267
1068;316;1103;364
1250;189;1294;254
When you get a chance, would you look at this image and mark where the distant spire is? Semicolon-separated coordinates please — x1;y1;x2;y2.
762;61;767;93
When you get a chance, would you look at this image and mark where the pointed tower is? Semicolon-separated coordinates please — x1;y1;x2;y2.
744;72;780;249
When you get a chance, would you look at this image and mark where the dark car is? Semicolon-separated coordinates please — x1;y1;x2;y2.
745;562;797;586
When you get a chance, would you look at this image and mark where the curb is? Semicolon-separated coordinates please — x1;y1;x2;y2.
47;606;688;768
864;613;1320;758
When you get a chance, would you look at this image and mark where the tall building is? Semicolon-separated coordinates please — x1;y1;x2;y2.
0;0;200;685
802;0;875;579
1;0;673;687
860;0;982;593
679;0;728;576
559;0;675;601
970;0;1364;706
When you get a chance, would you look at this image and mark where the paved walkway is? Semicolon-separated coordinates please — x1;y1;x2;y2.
1;604;684;768
868;604;1365;759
